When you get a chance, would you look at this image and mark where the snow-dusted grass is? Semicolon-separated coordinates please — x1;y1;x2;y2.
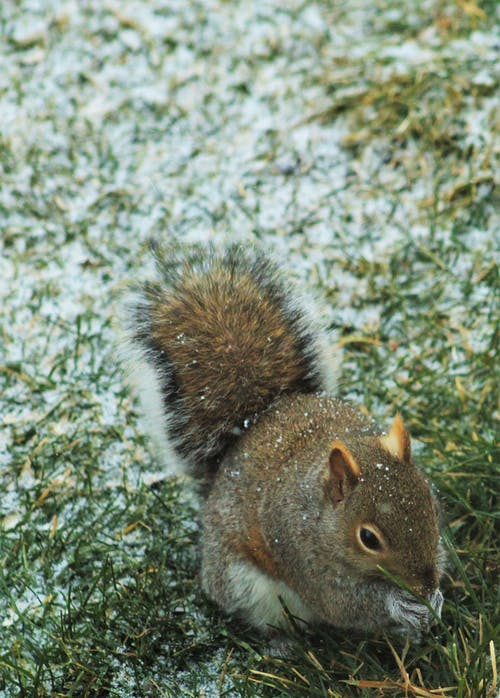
1;0;498;696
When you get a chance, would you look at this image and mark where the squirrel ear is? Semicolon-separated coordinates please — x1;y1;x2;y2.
379;413;411;462
327;441;361;504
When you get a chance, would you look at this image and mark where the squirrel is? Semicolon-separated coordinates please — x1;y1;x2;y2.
121;244;445;639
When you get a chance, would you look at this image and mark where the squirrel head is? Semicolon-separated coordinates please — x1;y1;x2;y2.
324;414;441;596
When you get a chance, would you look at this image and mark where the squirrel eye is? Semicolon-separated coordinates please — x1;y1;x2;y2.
359;526;382;552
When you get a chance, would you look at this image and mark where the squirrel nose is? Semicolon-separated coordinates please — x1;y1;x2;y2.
411;566;439;596
421;566;439;594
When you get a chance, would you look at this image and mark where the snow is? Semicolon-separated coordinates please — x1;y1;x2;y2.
0;0;497;692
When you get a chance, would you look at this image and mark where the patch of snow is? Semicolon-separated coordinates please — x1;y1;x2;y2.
0;0;496;689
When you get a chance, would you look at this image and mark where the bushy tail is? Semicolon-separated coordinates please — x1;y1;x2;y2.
121;244;334;480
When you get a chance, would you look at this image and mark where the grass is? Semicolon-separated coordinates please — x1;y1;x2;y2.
0;0;498;696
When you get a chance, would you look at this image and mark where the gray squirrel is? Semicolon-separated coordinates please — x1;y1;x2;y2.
121;245;445;638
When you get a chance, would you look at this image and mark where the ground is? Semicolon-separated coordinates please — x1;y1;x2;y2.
0;1;498;696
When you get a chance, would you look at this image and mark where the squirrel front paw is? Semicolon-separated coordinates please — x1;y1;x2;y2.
387;588;443;640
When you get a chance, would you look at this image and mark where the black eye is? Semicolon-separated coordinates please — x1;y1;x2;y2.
359;527;382;551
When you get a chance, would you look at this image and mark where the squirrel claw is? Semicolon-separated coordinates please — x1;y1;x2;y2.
387;588;443;639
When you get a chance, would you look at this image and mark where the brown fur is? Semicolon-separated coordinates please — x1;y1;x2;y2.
150;266;309;435
234;525;283;580
130;246;324;478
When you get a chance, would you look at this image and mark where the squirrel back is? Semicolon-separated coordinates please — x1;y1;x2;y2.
121;245;336;481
